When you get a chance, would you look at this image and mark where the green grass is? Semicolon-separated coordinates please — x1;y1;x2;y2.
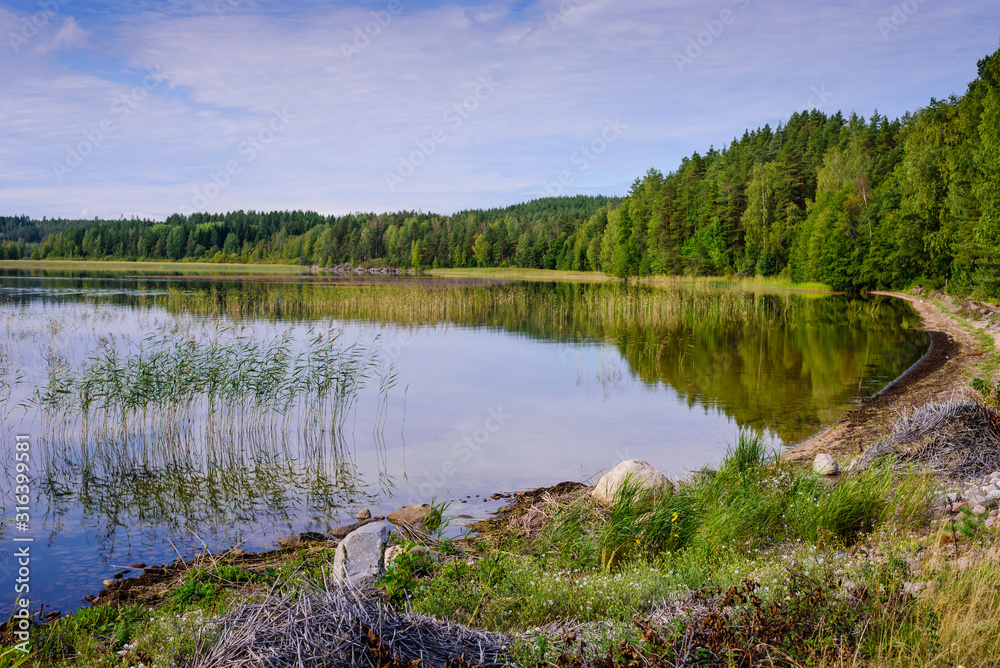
931;294;1000;402
426;267;612;282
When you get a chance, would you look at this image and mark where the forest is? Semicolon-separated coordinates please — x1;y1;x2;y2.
4;47;1000;295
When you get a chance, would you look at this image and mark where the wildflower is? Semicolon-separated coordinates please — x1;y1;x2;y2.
671;512;678;522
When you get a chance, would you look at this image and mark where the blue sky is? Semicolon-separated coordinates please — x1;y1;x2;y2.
1;0;997;220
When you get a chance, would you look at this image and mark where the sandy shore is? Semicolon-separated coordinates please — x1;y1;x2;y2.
786;291;999;462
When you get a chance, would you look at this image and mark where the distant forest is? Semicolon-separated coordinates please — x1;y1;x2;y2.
4;47;1000;295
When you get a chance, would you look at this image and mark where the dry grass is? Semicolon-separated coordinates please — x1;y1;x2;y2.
856;399;1000;479
191;585;512;668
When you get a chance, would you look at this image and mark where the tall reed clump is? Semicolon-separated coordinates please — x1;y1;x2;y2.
544;432;935;572
33;323;395;471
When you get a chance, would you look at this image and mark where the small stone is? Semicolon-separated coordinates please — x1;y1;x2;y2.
129;563;146;569
986;517;997;529
952;502;968;513
114;570;130;578
384;545;406;567
966;494;989;508
356;509;372;521
955;557;975;572
974;505;988;515
230;548;244;557
813;454;840;476
387;504;432;526
278;531;326;548
331;519;377;539
102;579;119;589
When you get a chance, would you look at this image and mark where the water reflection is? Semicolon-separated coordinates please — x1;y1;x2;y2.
0;270;928;613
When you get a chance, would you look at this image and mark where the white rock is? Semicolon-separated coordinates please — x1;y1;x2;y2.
974;505;988;515
813;453;840;476
591;460;671;507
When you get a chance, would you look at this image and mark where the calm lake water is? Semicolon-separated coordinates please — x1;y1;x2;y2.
0;270;928;614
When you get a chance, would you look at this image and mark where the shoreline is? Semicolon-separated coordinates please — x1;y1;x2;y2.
785;290;999;462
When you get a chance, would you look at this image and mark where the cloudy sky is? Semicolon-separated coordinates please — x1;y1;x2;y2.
1;0;997;220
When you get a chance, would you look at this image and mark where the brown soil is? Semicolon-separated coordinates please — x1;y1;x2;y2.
785;291;1000;462
88;543;339;609
471;481;585;539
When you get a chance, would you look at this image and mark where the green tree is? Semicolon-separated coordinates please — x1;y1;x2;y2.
974;50;1000;293
222;232;240;255
472;233;491;267
166;226;186;260
410;239;423;270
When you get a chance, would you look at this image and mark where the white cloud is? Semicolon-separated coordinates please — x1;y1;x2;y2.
0;0;998;219
35;16;89;53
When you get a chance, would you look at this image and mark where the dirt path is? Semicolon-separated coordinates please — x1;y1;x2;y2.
785;291;998;462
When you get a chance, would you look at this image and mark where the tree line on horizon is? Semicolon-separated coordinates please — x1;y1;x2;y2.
4;47;1000;295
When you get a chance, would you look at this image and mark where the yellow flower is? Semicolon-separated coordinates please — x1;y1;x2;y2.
671;512;678;522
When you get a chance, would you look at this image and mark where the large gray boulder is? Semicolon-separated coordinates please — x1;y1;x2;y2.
591;460;670;507
332;520;394;589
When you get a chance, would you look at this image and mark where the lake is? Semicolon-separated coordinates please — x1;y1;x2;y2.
0;269;928;614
